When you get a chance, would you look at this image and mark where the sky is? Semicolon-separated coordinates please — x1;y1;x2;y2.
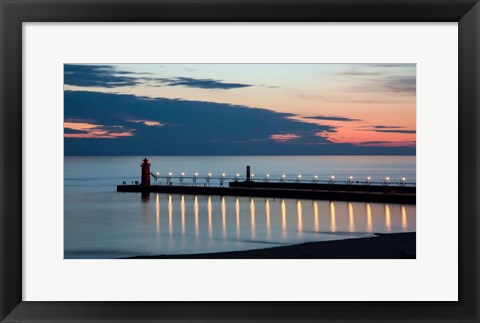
64;64;416;155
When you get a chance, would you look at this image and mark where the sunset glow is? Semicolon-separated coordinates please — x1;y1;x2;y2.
64;64;415;155
64;121;134;139
270;134;301;142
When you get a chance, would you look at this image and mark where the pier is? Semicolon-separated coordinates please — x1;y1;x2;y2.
116;158;416;204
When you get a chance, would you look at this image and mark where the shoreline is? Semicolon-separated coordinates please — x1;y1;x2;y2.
124;232;416;259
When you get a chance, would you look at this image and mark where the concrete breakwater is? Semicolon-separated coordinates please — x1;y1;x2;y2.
117;158;415;204
117;183;415;204
229;180;415;194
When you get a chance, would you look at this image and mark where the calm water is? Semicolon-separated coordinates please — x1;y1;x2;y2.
64;156;416;259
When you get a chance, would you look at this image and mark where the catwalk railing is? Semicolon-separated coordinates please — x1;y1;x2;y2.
122;173;416;188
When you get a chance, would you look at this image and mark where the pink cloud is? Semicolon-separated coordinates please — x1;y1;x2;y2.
64;122;134;139
269;133;301;142
127;119;164;127
315;131;331;138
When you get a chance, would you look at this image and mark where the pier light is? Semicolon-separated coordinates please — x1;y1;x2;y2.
235;173;240;182
156;172;159;177
366;176;371;185
400;177;407;186
179;172;185;185
220;173;226;186
348;175;353;185
385;176;390;186
169;172;172;176
329;175;335;184
264;174;270;183
281;174;286;182
206;173;212;187
193;172;198;186
331;175;335;179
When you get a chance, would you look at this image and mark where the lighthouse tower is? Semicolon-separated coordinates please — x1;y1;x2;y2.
140;157;151;186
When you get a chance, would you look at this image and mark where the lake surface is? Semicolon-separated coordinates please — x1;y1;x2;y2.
64;156;416;259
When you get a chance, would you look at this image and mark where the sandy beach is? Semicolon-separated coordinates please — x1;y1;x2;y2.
125;232;416;259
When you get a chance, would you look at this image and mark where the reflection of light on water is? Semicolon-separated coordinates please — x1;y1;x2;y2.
250;198;256;239
235;198;240;238
222;197;227;239
281;199;287;238
401;205;408;229
142;195;150;225
313;201;319;231
366;203;373;233
330;201;337;232
297;200;303;236
155;194;160;235
168;195;173;236
141;193;150;203
208;196;213;238
265;199;271;238
385;204;391;232
65;157;417;259
141;195;412;253
181;195;186;235
348;202;355;232
194;196;199;237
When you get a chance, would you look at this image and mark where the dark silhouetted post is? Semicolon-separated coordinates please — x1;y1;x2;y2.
246;165;251;181
141;157;151;186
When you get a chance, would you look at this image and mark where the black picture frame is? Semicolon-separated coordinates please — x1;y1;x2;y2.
1;0;479;322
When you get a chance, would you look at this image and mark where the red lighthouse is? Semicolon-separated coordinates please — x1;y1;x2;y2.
140;157;151;186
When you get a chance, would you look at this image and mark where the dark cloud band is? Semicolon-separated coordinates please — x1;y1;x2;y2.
305;116;362;122
152;77;252;90
64;65;141;88
65;64;253;90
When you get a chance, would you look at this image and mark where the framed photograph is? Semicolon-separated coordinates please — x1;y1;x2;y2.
1;0;479;322
64;62;417;261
